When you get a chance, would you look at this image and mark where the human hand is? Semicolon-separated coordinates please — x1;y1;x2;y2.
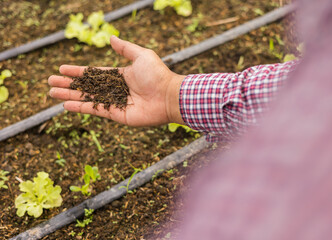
48;36;185;127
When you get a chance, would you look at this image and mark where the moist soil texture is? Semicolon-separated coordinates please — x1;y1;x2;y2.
0;0;299;239
70;67;130;110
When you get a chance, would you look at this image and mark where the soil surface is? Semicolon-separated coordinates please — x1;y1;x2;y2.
0;0;298;239
70;67;130;110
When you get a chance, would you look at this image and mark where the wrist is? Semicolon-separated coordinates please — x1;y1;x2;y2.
165;73;186;124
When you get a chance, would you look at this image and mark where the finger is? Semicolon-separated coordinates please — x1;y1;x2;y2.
48;75;73;88
59;65;121;77
110;35;146;61
64;101;127;123
49;87;85;101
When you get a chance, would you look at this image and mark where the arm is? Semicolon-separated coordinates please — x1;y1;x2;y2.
180;61;298;142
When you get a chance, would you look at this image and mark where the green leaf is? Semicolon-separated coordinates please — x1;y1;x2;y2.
174;0;192;16
101;23;120;37
87;11;105;30
168;123;197;133
70;13;84;23
70;186;82;192
81;184;91;195
153;0;171;10
1;69;12;82
77;27;94;45
0;86;9;104
154;0;192;16
83;173;91;185
85;165;93;177
168;123;179;132
91;31;110;48
283;54;297;62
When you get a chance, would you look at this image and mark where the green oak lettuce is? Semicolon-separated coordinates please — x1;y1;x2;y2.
15;172;63;218
154;0;192;16
65;11;119;48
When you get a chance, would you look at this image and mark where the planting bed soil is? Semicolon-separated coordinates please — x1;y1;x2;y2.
0;0;299;239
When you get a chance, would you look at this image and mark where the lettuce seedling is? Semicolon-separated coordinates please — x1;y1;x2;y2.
154;0;192;17
0;169;9;190
65;11;119;48
15;172;63;218
0;69;12;104
70;165;101;196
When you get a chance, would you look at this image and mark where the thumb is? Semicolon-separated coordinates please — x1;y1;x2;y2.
110;35;145;61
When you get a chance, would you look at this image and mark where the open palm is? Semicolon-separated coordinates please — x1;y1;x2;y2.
49;36;184;126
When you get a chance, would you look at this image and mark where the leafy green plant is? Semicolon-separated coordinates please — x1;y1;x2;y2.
15;172;63;218
65;11;120;48
154;0;192;17
0;69;12;104
0;170;9;189
55;151;66;167
76;208;94;227
70;165;101;196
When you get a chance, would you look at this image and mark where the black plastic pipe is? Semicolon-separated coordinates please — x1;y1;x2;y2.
11;137;210;240
0;4;295;142
0;0;155;62
162;4;296;65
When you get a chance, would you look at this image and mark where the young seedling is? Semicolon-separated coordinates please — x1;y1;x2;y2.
154;0;192;16
119;163;142;194
151;169;164;181
70;165;101;196
0;170;9;189
15;172;63;218
65;11;120;48
76;208;94;228
0;69;12;104
90;130;104;153
55;151;66;167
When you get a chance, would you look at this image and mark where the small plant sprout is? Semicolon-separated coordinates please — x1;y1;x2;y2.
152;169;164;181
76;208;94;228
65;11;120;48
90;130;104;153
15;172;63;218
0;170;9;189
154;0;192;17
0;69;12;104
55;151;66;167
119;163;142;194
70;165;101;196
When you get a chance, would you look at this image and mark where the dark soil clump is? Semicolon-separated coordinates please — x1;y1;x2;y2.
70;67;130;110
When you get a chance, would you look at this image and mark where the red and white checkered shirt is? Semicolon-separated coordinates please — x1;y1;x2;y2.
179;61;298;142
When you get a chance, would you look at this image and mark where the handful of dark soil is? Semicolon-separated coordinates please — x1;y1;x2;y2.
70;67;129;110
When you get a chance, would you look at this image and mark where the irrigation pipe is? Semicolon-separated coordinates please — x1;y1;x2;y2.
0;4;295;142
11;137;210;240
162;3;296;65
0;0;155;62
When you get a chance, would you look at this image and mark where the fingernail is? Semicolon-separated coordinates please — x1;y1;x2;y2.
49;88;55;97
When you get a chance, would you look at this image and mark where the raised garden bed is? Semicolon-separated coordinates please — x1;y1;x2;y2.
0;0;298;239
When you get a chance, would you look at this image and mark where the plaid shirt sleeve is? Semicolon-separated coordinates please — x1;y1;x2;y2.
179;61;298;142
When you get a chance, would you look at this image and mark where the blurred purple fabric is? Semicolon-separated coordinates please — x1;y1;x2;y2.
176;0;332;239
